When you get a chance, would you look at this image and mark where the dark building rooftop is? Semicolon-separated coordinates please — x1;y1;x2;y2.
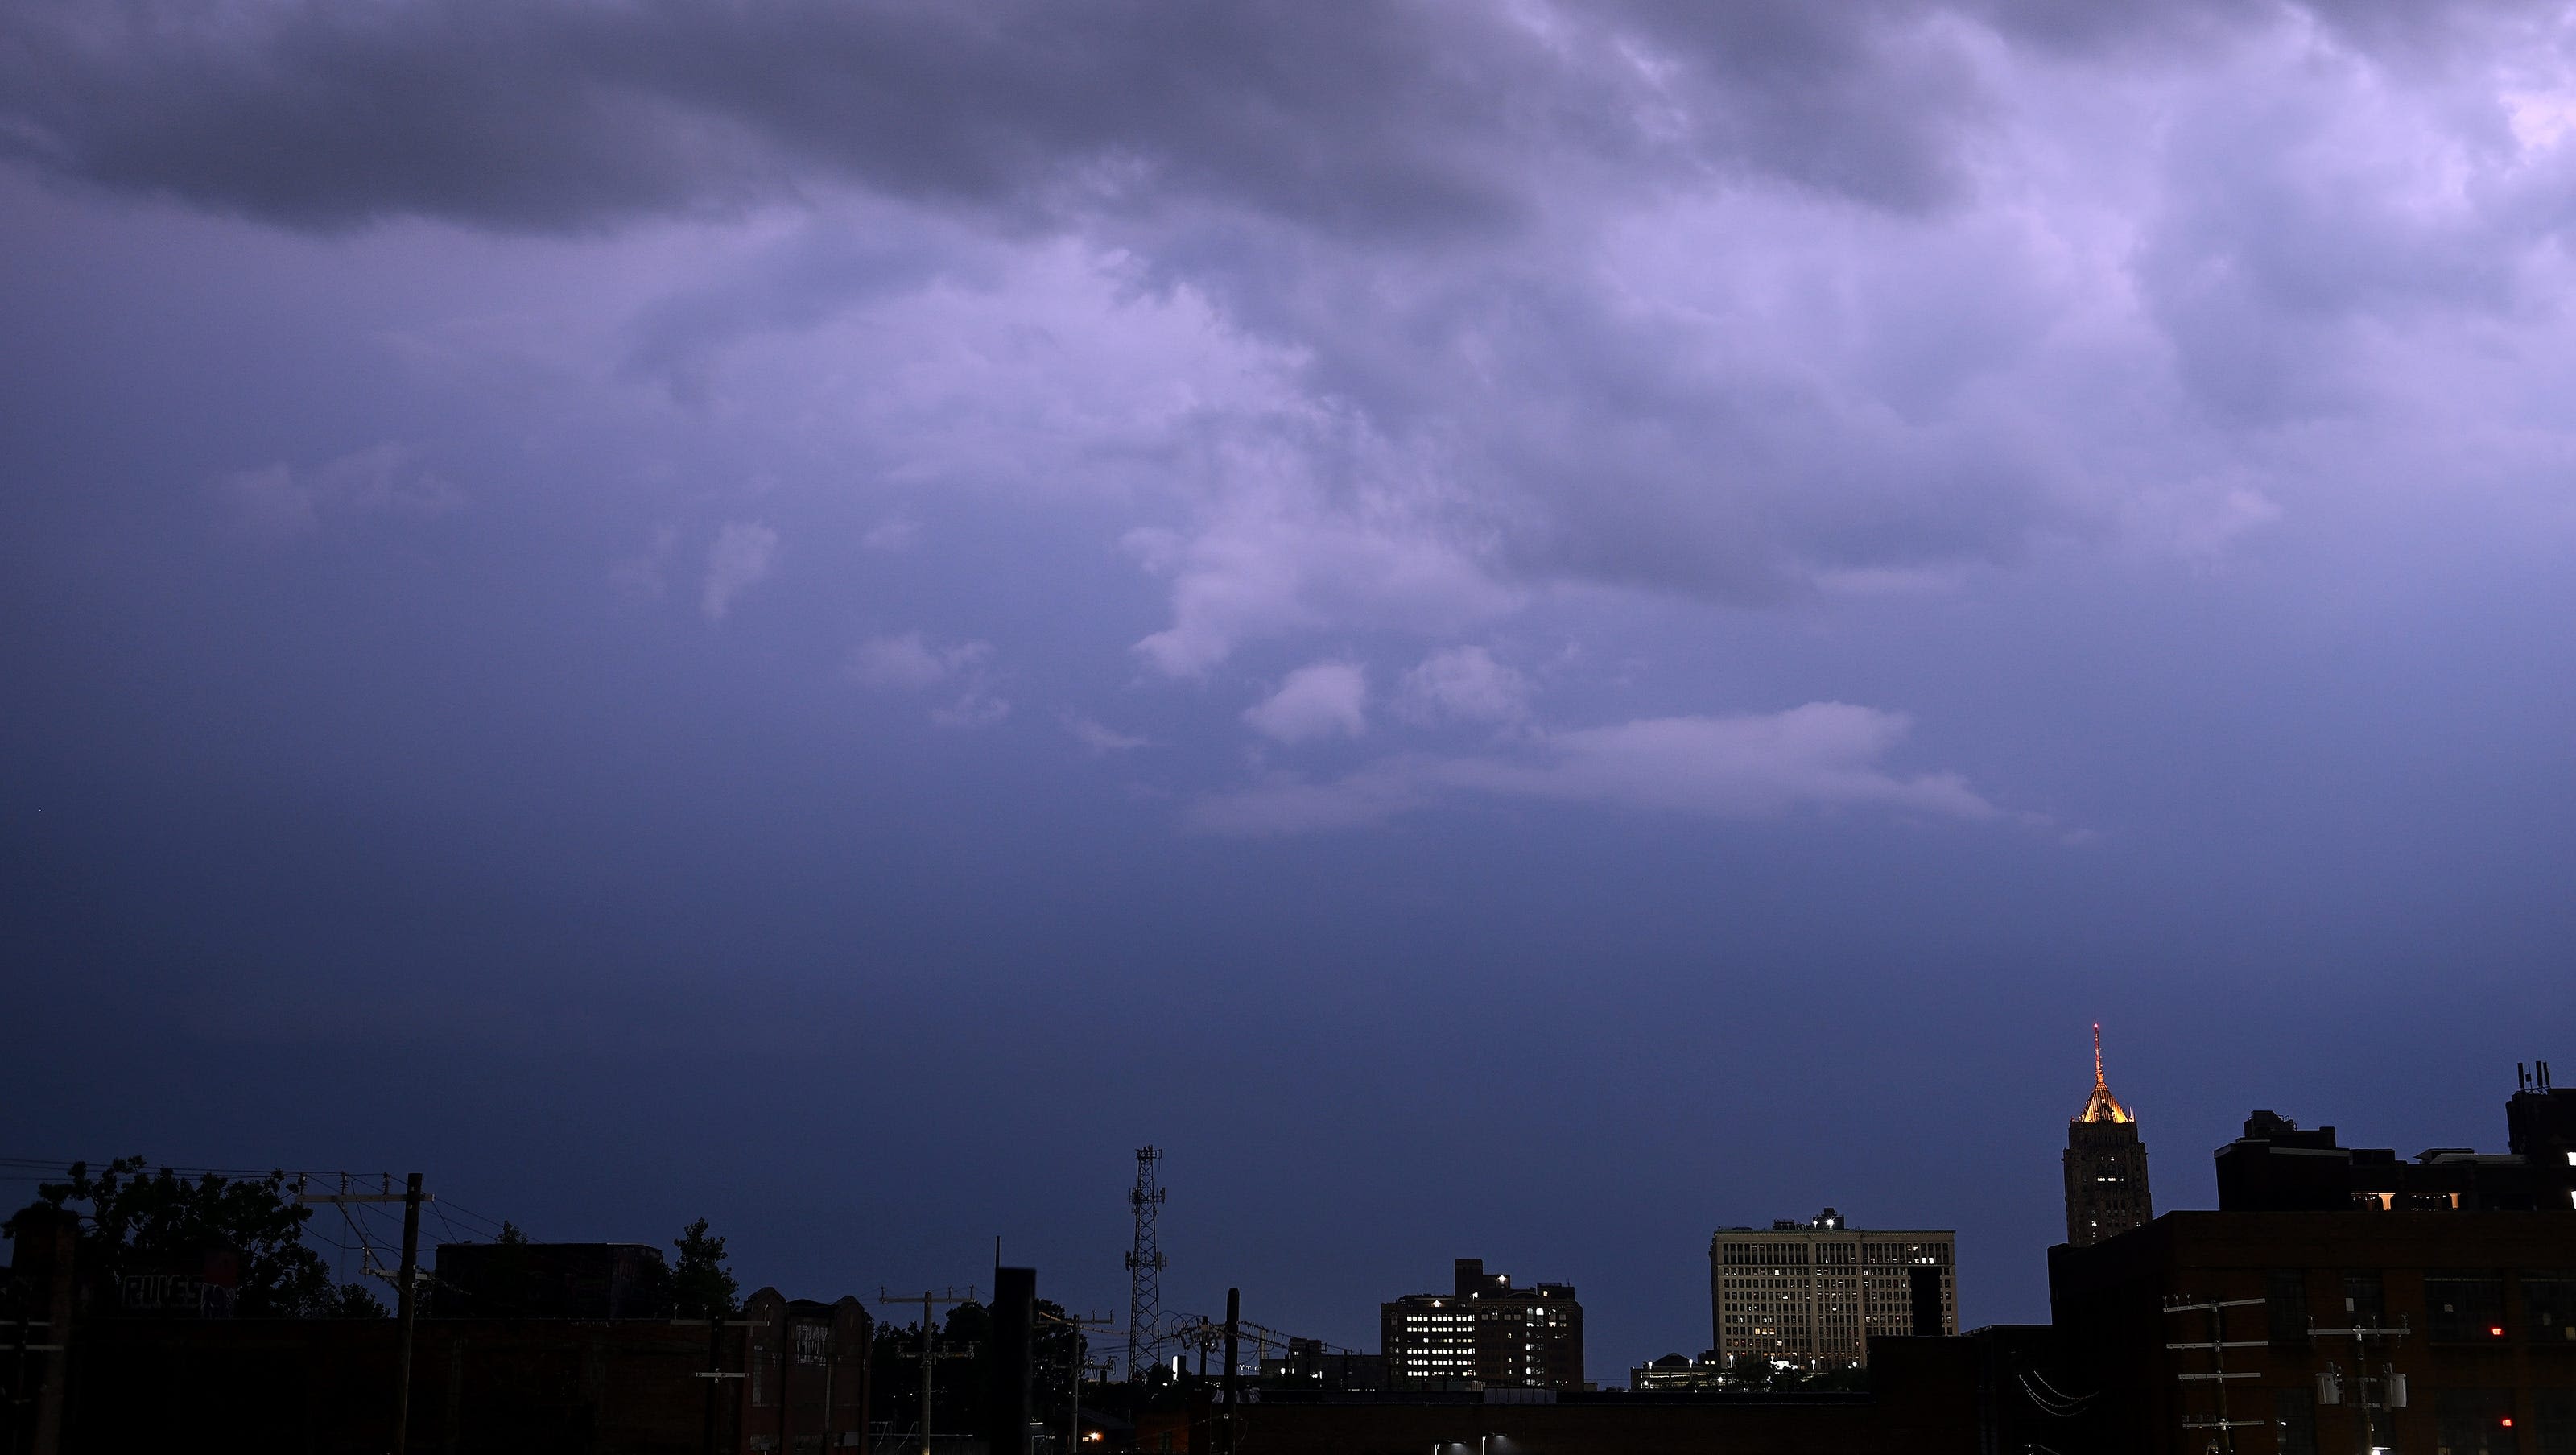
2215;1062;2576;1213
432;1240;671;1320
2047;1209;2576;1455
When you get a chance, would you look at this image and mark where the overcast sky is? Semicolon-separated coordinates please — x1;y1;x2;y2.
5;0;2575;1372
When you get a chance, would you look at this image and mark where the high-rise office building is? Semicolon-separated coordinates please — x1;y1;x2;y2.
2064;1023;2153;1246
1708;1210;1955;1370
1381;1259;1583;1390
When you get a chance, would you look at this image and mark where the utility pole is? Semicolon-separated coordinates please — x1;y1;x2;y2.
301;1173;431;1455
877;1287;975;1455
2311;1313;2410;1453
2162;1295;2264;1453
2;1309;62;1455
1124;1147;1168;1382
1219;1289;1241;1455
674;1315;760;1455
1071;1358;1115;1453
1038;1308;1116;1454
394;1173;423;1455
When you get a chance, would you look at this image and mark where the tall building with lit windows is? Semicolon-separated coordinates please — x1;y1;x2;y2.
2064;1023;2154;1247
1709;1210;1955;1370
1381;1259;1583;1390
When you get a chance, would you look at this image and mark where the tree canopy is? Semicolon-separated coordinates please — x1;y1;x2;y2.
6;1157;381;1318
671;1217;739;1318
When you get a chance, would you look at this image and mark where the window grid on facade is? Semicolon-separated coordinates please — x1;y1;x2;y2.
1708;1218;1955;1370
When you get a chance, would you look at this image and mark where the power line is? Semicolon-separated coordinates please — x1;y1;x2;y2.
5;1159;527;1239
431;1201;517;1238
0;1158;327;1180
303;1174;432;1455
877;1288;978;1455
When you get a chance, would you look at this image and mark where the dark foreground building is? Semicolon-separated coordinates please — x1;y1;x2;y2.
2217;1063;2576;1213
2041;1070;2576;1455
6;1289;869;1455
2049;1210;2576;1455
433;1240;671;1320
1258;1337;1388;1391
1220;1335;1996;1455
2;1206;870;1455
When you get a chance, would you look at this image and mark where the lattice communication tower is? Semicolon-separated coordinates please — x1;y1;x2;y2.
1124;1145;1169;1380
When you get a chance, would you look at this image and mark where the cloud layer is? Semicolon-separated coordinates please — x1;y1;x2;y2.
848;632;1010;727
11;0;2576;833
1189;703;1995;836
1244;662;1372;745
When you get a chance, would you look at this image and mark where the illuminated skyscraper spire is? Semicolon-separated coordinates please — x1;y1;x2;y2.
2079;1022;2132;1125
2065;1022;2152;1246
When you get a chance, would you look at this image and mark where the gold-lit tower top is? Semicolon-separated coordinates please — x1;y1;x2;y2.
2077;1023;2132;1125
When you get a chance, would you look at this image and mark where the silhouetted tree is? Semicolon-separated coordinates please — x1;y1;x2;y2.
939;1300;996;1437
871;1317;931;1435
942;1297;993;1349
328;1281;390;1318
5;1157;334;1317
671;1217;738;1317
1033;1299;1089;1427
494;1221;530;1245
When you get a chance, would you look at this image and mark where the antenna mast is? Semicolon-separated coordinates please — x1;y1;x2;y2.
1124;1147;1169;1382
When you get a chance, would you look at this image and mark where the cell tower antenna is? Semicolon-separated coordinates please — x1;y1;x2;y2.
1124;1146;1169;1382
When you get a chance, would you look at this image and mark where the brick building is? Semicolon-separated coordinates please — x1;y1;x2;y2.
737;1288;873;1454
2045;1073;2576;1454
433;1241;670;1320
2049;1210;2576;1455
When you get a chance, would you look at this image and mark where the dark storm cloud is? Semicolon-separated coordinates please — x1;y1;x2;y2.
0;0;1600;234
7;0;2568;665
0;0;2153;237
4;0;2545;237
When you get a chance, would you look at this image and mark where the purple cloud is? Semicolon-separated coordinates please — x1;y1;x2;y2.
700;521;779;622
1244;663;1371;746
8;0;2571;836
1189;702;1996;835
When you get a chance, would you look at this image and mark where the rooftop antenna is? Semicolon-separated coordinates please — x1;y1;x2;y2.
2094;1023;2107;1091
2521;1063;2533;1093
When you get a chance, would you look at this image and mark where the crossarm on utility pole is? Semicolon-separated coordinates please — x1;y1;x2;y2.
877;1288;976;1455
